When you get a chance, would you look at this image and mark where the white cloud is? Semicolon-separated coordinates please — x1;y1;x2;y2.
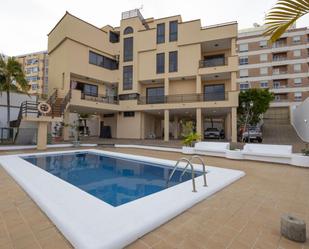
0;0;308;55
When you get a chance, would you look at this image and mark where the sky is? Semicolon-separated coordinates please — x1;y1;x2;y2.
1;0;308;56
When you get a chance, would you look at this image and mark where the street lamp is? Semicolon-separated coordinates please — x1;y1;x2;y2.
242;101;254;143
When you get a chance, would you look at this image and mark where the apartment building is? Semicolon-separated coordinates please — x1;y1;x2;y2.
16;51;49;95
237;25;309;119
47;9;238;142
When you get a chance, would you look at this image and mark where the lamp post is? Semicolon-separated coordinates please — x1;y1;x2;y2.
242;101;254;143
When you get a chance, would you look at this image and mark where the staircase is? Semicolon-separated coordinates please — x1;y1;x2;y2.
9;89;71;144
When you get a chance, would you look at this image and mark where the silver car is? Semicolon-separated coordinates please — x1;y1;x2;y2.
242;126;263;143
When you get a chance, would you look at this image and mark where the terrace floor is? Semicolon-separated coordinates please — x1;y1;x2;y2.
0;147;308;249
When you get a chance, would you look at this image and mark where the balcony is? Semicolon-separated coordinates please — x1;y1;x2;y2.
198;56;238;75
272;56;287;62
81;93;118;104
138;92;229;105
199;57;226;68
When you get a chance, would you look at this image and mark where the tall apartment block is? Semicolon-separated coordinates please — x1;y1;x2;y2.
47;10;238;141
16;51;49;95
237;25;309;119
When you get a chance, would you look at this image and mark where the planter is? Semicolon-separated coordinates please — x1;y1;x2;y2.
291;154;309;167
225;149;244;160
182;146;195;155
72;141;81;147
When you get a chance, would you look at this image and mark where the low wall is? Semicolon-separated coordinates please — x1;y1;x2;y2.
291;98;309;143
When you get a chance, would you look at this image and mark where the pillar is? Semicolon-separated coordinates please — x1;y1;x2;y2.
231;71;237;91
164;77;169;96
196;75;202;94
226;112;231;140
196;108;202;140
164;110;169;141
37;122;48;150
173;115;179;139
63;110;70;141
231;38;237;56
231;107;237;143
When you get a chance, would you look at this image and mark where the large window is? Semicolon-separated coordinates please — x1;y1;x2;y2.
169;51;178;72
204;84;225;101
239;69;248;78
109;31;119;43
123;66;133;90
123;37;133;62
157;23;165;44
84;84;98;96
156;53;165;74
124;26;133;35
239;56;248;65
89;51;118;70
239;44;248;52
146;87;164;104
169;21;178;42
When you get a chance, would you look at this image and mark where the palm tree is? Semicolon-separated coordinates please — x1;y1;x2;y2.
264;0;309;43
0;56;29;127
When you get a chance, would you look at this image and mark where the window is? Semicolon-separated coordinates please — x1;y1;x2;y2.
146;87;164;104
123;66;133;90
109;31;119;43
123;111;135;117
157;23;165;44
123;37;133;62
274;95;281;101
260;54;268;62
31;84;38;90
294;78;302;84
294;64;301;72
124;26;133;35
204;84;225;101
273;81;281;89
239;69;248;78
89;51;118;70
292;36;301;43
240;82;250;90
259;40;267;48
260;67;268;75
239;56;248;65
156;53;165;74
169;21;178;42
84;84;98;97
293;50;301;57
294;92;302;101
260;81;268;88
169;51;178;72
239;44;248;52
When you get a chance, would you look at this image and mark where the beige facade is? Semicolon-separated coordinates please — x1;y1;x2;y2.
16;51;49;96
237;25;309;109
47;10;239;142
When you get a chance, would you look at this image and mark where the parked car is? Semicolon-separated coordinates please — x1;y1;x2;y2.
204;128;220;139
241;126;263;143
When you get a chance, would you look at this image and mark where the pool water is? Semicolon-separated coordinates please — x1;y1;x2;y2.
22;152;201;207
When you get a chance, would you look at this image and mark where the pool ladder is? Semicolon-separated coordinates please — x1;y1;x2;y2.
166;155;208;193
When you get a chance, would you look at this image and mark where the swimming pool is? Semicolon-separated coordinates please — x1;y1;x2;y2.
0;149;245;248
22;152;201;207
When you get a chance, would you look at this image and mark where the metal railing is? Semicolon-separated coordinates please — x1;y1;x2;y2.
199;57;226;68
81;93;119;104
273;56;287;61
138;92;228;104
0;127;18;144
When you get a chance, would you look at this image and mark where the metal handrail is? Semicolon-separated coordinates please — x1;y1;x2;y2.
181;156;208;187
167;157;197;192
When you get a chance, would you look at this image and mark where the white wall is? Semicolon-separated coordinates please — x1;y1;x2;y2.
0;92;37;127
291;98;309;142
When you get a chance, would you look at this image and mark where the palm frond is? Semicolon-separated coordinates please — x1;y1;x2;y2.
264;0;309;43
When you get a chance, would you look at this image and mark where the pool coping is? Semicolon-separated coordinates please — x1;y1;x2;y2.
0;149;245;249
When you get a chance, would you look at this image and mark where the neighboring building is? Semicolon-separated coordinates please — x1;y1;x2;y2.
16;51;49;95
47;10;239;142
237;25;309;120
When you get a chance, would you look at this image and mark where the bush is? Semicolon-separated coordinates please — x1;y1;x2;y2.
301;144;309;156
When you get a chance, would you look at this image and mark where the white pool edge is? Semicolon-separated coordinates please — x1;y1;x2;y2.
0;149;245;249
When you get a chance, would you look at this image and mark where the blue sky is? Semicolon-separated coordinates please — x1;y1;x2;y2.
1;0;308;55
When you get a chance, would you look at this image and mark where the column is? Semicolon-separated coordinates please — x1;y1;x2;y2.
37;121;48;150
173;115;179;139
225;112;231;140
164;77;169;96
231;107;237;143
231;71;237;91
63;110;70;141
196;108;202;139
231;38;237;56
196;75;202;94
164;110;169;142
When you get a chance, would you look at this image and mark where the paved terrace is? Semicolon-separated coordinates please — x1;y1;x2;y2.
0;147;308;249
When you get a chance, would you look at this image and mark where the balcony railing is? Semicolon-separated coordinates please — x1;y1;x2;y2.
199;57;226;68
273;70;288;75
81;93;118;104
138;92;228;104
273;56;287;61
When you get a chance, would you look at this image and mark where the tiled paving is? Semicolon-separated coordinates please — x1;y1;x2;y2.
0;147;309;249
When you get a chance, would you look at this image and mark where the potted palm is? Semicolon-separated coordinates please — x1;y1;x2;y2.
181;120;201;154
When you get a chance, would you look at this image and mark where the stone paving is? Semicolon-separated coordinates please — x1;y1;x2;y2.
0;146;309;249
